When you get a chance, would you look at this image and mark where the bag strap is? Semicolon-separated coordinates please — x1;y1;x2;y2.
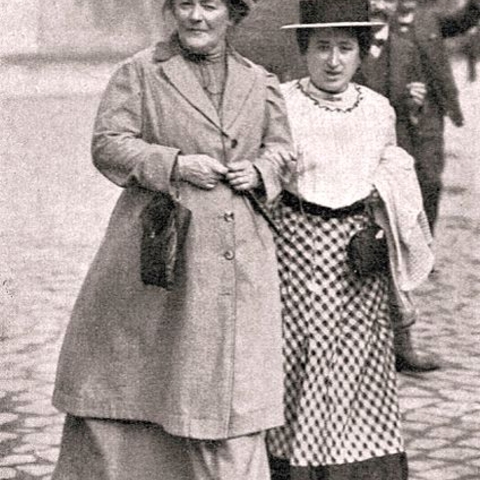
245;191;281;236
171;156;182;202
364;189;382;222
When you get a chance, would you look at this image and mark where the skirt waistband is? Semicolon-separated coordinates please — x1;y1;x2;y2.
281;190;366;219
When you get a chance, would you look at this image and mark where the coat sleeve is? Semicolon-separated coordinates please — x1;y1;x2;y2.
404;41;425;127
253;72;294;203
389;36;425;132
91;59;180;194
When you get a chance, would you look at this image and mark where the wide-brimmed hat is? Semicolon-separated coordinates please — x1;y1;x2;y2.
282;0;384;29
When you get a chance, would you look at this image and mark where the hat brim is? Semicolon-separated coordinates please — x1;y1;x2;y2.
281;21;385;29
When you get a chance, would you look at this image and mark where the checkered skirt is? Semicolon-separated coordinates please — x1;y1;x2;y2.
267;202;404;467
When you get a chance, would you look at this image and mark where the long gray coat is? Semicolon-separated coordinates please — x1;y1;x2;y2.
53;39;293;440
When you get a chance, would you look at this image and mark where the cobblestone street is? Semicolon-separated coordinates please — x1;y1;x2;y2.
1;58;479;479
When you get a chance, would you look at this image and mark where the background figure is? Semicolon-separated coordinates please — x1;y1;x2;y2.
359;0;426;157
393;0;480;232
461;25;480;81
51;0;293;479
360;0;439;374
233;0;307;81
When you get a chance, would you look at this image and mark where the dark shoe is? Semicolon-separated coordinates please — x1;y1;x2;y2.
395;351;441;373
269;456;291;480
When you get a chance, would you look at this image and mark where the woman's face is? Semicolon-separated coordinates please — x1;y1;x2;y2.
172;0;232;55
306;28;361;94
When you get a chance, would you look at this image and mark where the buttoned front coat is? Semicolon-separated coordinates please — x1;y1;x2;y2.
53;40;293;440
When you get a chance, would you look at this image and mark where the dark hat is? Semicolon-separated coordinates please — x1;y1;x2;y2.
282;0;384;29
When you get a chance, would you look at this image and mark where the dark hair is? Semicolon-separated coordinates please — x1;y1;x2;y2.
163;0;250;25
296;27;373;59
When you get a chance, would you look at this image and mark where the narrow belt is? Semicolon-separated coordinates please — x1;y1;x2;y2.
281;190;366;220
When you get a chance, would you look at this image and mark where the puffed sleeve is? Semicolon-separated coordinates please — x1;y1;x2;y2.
91;59;180;194
253;72;294;202
379;104;415;170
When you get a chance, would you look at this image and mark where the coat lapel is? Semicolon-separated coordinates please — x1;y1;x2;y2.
388;35;407;105
222;53;257;130
155;40;256;132
159;53;222;130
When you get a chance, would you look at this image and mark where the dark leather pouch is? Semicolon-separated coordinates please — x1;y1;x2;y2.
347;223;389;277
140;192;191;290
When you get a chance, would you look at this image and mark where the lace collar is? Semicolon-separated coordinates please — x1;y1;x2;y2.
297;79;364;113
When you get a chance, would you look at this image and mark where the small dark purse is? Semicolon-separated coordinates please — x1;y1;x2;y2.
346;200;389;277
140;190;191;290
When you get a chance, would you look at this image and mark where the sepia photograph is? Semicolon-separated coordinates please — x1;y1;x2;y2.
1;0;479;478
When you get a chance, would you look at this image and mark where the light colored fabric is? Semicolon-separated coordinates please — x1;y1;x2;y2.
373;145;434;291
281;80;396;209
53;415;270;480
53;40;293;440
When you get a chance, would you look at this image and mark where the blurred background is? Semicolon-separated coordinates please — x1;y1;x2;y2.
0;0;470;59
1;1;480;479
0;0;473;67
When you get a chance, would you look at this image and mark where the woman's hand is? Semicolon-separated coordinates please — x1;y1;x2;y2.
225;161;261;192
177;154;228;190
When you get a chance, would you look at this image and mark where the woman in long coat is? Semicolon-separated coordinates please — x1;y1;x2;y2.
52;0;292;478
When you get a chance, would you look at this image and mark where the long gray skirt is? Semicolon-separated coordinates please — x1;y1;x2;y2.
53;415;270;480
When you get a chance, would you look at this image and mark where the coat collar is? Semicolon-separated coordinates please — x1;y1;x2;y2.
153;35;257;131
153;34;252;67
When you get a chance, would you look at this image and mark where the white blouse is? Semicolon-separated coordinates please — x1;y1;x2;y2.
281;79;397;209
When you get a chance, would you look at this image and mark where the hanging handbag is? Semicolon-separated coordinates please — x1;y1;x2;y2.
346;198;389;277
140;182;191;290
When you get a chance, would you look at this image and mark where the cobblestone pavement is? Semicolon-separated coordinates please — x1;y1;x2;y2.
1;58;479;479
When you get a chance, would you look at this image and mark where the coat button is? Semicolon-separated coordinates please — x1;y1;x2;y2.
224;250;235;260
224;211;234;222
231;139;238;149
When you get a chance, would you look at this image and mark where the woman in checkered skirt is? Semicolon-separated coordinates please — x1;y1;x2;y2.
267;1;434;479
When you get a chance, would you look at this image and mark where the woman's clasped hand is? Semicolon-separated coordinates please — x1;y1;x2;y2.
177;154;260;191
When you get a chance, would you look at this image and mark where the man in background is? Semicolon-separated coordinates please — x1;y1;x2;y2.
360;0;426;156
359;0;440;374
394;0;480;232
362;0;480;373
